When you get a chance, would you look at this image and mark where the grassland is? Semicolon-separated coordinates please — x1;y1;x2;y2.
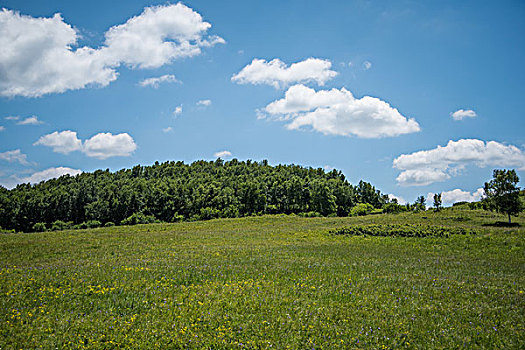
1;207;524;349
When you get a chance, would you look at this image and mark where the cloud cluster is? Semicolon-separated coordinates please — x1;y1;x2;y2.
139;74;180;88
427;188;484;206
262;84;420;138
394;139;525;186
34;130;136;159
232;58;338;89
451;109;477;121
0;149;29;165
0;4;223;97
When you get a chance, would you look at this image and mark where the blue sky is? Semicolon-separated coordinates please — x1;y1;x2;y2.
1;0;524;205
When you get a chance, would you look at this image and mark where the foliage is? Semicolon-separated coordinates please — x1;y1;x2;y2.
484;169;523;223
32;222;46;232
0;160;389;232
383;202;407;214
330;224;476;237
0;211;523;348
350;203;374;216
433;193;442;212
121;212;158;226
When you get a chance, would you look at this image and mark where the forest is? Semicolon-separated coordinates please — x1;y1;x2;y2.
0;159;393;232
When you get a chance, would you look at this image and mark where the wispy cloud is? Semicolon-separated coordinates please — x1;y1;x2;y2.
450;109;477;121
138;74;180;88
0;149;30;165
17;116;43;125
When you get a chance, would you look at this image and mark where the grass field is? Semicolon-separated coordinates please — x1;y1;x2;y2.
1;207;524;349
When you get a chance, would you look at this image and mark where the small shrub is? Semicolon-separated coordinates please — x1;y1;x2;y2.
199;207;220;220
85;220;102;228
104;222;115;227
32;222;47;232
50;220;72;231
298;211;322;217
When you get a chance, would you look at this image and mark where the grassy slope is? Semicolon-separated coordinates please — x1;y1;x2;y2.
0;207;524;349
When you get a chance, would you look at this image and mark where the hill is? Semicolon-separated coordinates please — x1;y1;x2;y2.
0;160;389;232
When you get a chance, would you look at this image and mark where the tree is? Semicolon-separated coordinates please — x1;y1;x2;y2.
483;169;523;224
413;196;426;212
433;193;442;212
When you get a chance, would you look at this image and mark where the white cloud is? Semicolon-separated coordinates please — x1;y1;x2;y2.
427;188;484;206
0;126;4;131
173;105;183;116
17;116;42;125
5;116;20;120
34;130;136;159
34;130;83;154
102;3;224;69
0;167;82;189
0;4;223;97
263;84;420;138
138;74;180;88
323;165;335;171
363;61;372;70
83;133;137;159
214;150;232;158
388;194;406;205
232;58;338;89
450;109;477;121
394;139;525;186
197;99;212;107
0;149;29;165
162;126;173;133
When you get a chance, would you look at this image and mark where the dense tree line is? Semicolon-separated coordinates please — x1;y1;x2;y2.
0;159;391;232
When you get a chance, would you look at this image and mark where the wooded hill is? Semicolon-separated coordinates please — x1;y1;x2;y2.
0;159;390;232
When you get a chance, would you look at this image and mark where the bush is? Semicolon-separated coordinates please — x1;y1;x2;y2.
121;212;157;226
219;205;239;218
50;220;72;231
330;224;476;238
350;203;374;216
170;214;184;223
104;222;115;227
199;207;220;220
32;222;47;232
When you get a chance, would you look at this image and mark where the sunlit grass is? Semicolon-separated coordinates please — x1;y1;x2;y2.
1;207;524;348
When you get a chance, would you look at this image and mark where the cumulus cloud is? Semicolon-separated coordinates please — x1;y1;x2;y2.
34;130;83;154
363;61;372;70
262;84;420;138
0;167;82;189
232;58;338;89
451;109;477;121
0;4;223;97
394;139;525;186
197;99;212;107
82;133;137;159
0;149;29;165
17;116;42;125
138;74;180;88
34;130;136;159
427;188;484;206
214;150;232;158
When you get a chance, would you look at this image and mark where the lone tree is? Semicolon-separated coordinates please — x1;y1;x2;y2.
483;169;523;224
433;193;442;212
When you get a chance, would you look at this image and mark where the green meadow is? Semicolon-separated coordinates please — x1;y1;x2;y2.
1;207;524;349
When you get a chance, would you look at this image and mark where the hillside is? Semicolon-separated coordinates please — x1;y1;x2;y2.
1;207;524;348
0;160;388;232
